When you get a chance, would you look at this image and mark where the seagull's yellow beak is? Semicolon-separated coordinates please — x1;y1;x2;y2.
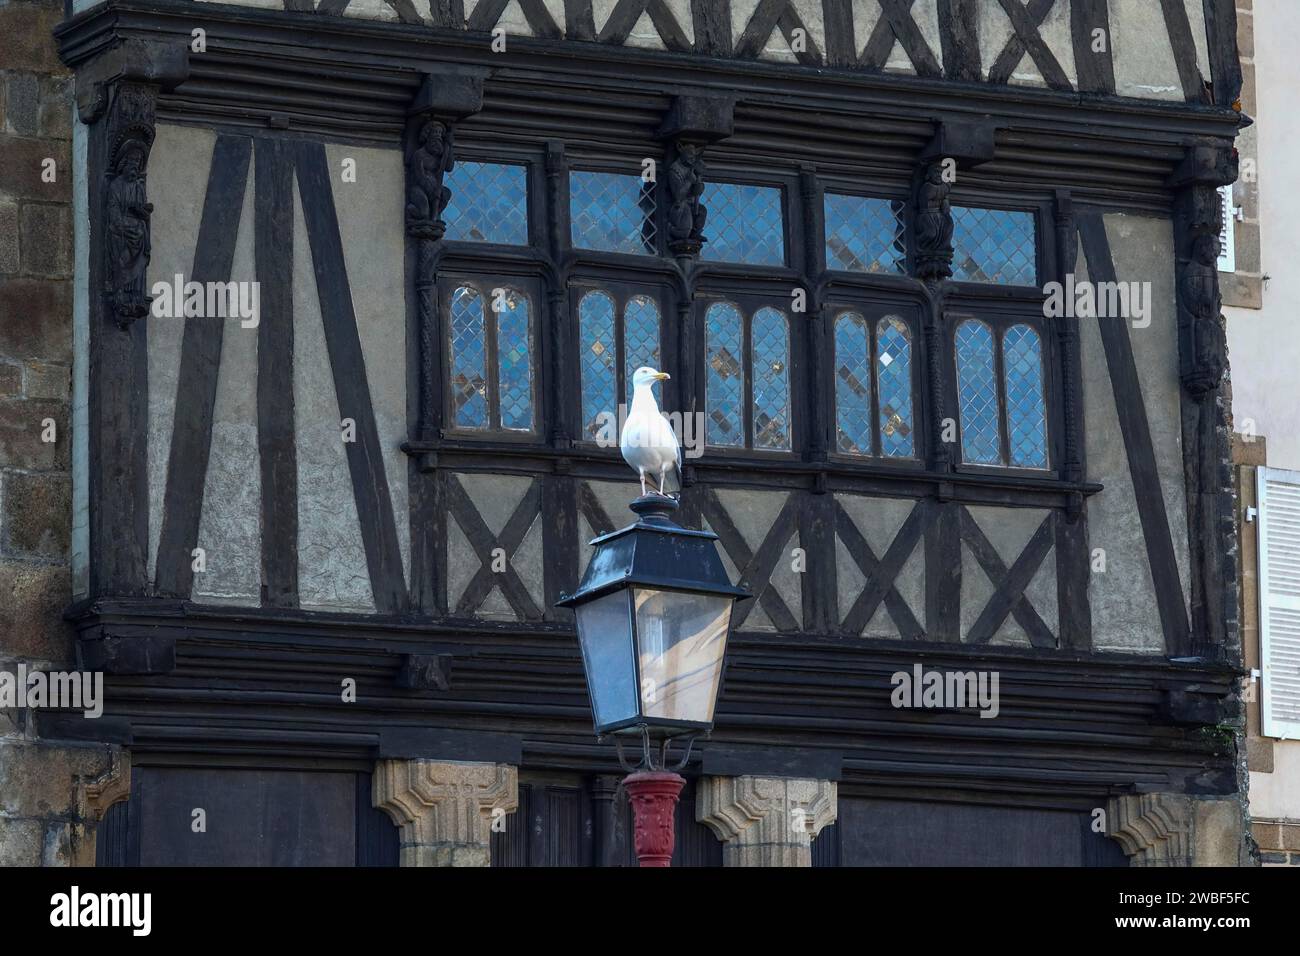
654;372;671;381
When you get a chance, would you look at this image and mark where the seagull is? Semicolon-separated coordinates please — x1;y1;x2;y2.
621;367;681;498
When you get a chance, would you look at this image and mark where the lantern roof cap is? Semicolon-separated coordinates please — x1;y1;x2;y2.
556;495;750;607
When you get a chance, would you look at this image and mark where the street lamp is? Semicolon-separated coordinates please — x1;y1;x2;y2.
557;494;749;867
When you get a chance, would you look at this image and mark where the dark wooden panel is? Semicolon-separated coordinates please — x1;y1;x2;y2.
134;767;356;866
94;799;131;867
825;796;1128;867
354;772;400;867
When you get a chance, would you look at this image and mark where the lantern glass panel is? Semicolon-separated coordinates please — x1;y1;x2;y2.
634;588;732;726
574;590;639;730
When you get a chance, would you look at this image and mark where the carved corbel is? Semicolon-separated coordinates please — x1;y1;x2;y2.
404;71;484;240
1169;144;1237;398
655;95;734;258
911;121;993;285
77;40;189;332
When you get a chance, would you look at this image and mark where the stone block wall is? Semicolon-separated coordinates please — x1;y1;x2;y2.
0;0;114;867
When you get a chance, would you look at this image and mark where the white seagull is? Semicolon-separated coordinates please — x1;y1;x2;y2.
621;367;681;498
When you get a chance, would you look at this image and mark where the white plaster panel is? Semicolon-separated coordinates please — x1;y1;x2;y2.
326;143;409;591
1076;237;1161;654
145;124;217;586
1110;0;1185;100
192;158;261;605
294;183;375;612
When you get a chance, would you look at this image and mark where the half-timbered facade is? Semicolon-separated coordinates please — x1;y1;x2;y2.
28;0;1249;865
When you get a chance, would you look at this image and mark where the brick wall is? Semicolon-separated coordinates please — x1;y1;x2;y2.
0;0;114;868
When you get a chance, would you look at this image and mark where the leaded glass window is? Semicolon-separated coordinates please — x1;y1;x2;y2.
1003;324;1048;468
955;317;1049;468
570;170;656;255
951;207;1037;286
876;317;914;457
446;282;535;433
705;301;791;451
450;286;488;428
824;194;905;273
956;320;1000;464
700;183;785;265
444;161;529;245
705;302;744;447
834;311;914;457
578;289;662;441
834;313;872;455
751;307;791;451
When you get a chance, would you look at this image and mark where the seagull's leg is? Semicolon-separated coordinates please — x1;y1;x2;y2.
639;470;647;497
658;464;669;498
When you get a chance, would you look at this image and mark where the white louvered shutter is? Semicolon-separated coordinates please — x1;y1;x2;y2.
1257;467;1300;739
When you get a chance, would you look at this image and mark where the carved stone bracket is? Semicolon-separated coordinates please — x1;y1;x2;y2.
1106;792;1246;867
372;759;518;867
656;95;734;258
77;40;188;332
696;775;836;867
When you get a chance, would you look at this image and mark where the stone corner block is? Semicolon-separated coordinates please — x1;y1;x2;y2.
1106;792;1249;867
372;759;518;868
696;775;836;867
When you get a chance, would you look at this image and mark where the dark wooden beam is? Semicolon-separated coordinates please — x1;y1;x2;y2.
254;137;299;609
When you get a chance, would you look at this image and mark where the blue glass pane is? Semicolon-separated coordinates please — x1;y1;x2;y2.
1003;324;1048;468
956;320;1000;465
495;288;533;431
580;291;616;441
952;207;1037;286
570;171;656;255
824;194;905;273
877;317;914;458
444;161;528;245
751;307;791;451
705;302;744;447
624;295;661;404
834;312;872;455
700;182;785;265
449;286;487;428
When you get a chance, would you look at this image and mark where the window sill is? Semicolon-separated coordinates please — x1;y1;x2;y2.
402;436;1102;507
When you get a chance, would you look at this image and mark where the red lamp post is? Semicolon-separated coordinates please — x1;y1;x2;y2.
557;494;749;867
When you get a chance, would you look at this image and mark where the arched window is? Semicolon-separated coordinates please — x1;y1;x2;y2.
834;312;871;454
752;307;791;451
834;312;914;457
876;316;913;458
1003;324;1048;468
705;302;744;447
955;318;1048;468
450;286;488;429
955;319;1000;465
706;302;791;451
447;283;534;433
579;290;662;441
